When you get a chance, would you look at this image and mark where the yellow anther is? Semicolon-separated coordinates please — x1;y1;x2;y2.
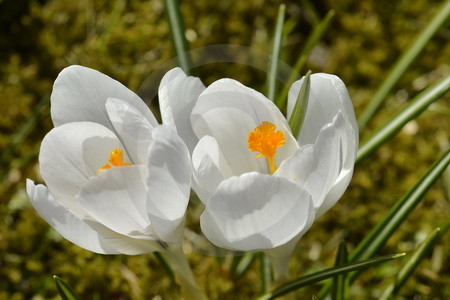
247;121;285;174
97;148;132;174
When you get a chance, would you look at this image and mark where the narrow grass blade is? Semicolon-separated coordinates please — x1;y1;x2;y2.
258;253;404;300
357;0;450;130
231;252;257;277
266;4;286;101
300;0;320;26
357;73;450;164
53;275;80;300
380;228;441;300
275;10;335;110
331;241;348;300
288;71;311;138
260;252;273;293
154;251;175;282
319;147;450;299
164;0;193;74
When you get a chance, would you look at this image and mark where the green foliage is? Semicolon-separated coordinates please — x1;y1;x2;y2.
1;0;449;299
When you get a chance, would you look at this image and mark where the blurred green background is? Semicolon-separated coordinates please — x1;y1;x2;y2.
1;0;449;299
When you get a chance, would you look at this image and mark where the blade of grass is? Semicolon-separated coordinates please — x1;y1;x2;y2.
154;251;175;282
53;275;80;300
231;252;257;277
356;73;450;163
260;252;273;294
275;10;335;110
331;241;348;300
266;4;286;101
357;0;450;130
164;0;193;74
380;228;441;300
258;253;405;300
288;71;311;138
300;0;320;26
319;146;450;299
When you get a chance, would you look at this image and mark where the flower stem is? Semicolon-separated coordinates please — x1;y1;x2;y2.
161;246;208;300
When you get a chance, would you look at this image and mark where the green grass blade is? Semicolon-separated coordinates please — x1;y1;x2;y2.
260;252;272;294
53;275;80;300
275;10;335;110
231;252;257;277
357;0;450;130
165;0;193;74
380;228;441;300
351;147;450;263
258;253;404;300
356;73;450;163
319;147;450;299
331;241;348;300
154;251;175;282
266;4;286;101
288;71;311;138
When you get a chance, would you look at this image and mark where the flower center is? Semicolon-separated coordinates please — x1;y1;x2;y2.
97;148;132;174
247;121;286;174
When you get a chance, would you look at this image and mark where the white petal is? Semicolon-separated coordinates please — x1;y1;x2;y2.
192;79;298;175
83;219;162;255
191;135;234;204
105;98;155;164
159;67;205;153
146;125;191;244
276;113;345;211
39;122;123;215
287;73;358;147
77;165;153;238
51;65;158;130
26;179;120;254
200;172;315;251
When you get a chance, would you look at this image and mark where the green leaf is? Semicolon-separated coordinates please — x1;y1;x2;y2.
165;0;193;74
288;71;311;138
258;253;405;300
266;4;286;101
319;147;450;299
380;228;441;300
357;0;450;130
53;275;80;300
275;10;335;110
331;241;348;300
357;73;450;164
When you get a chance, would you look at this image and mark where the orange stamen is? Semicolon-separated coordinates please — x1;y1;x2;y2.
247;121;286;174
97;148;132;174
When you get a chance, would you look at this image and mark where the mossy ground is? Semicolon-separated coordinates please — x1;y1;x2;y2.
1;0;449;299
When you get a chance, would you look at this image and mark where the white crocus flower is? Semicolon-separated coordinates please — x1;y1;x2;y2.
191;74;358;259
26;65;192;255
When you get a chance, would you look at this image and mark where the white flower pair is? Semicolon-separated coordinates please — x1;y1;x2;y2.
27;65;358;255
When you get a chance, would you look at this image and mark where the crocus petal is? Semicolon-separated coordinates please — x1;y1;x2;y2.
51;65;158;130
276;113;345;212
26;179;120;254
77;165;152;238
200;172;314;251
146;125;191;244
83;219;162;255
159;67;205;153
191;135;234;204
39;122;124;216
105;98;155;165
287;73;358;147
192;79;298;175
